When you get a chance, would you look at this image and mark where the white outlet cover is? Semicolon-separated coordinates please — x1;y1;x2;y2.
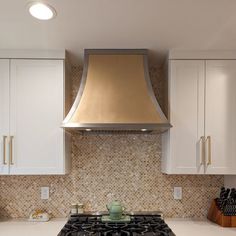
41;187;49;200
174;187;182;200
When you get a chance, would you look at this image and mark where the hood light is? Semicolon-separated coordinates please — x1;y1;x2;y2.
85;129;92;132
28;2;56;20
141;129;147;132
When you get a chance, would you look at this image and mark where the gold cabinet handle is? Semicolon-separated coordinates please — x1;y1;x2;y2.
9;136;14;165
200;136;205;165
2;136;7;165
206;136;211;165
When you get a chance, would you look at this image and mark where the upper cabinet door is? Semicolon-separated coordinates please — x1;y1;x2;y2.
9;59;65;174
205;60;236;174
0;60;10;174
163;60;205;174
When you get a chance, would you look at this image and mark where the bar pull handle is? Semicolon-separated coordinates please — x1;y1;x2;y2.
9;136;14;165
200;136;205;165
206;136;211;165
3;136;7;165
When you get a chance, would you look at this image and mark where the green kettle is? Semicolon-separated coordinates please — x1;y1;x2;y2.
106;200;125;220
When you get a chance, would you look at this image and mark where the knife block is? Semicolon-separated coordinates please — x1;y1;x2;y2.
207;199;236;227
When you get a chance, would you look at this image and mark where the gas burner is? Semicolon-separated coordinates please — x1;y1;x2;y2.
58;214;175;236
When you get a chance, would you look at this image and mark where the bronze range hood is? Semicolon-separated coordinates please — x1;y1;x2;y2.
62;49;171;132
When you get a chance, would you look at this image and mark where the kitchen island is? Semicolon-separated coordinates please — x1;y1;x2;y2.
0;218;236;236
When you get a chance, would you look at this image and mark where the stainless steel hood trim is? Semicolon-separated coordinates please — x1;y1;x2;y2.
142;52;168;123
62;49;171;131
63;123;171;129
62;51;89;124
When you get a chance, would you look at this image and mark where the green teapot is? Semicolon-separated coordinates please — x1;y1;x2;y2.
106;200;125;220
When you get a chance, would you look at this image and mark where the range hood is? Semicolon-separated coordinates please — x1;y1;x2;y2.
62;49;171;132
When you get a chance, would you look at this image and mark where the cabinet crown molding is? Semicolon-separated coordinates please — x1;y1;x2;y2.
0;49;66;59
169;50;236;60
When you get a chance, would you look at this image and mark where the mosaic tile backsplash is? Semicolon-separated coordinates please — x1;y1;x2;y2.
0;66;223;219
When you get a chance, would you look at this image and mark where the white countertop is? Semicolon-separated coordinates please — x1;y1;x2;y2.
0;218;66;236
166;218;236;236
0;218;236;236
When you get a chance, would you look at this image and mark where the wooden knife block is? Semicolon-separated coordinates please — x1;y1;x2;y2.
207;199;236;227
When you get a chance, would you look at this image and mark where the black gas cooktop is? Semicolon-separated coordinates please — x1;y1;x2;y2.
58;213;175;236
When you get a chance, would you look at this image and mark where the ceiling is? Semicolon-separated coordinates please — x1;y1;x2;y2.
1;0;236;65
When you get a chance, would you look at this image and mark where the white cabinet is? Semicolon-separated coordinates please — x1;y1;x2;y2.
205;60;236;174
0;54;71;175
0;60;10;174
162;60;205;174
162;57;236;175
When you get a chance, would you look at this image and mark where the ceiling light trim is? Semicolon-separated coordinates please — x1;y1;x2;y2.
28;1;57;20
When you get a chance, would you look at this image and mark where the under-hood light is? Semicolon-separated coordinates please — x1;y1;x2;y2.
28;2;56;20
141;129;148;132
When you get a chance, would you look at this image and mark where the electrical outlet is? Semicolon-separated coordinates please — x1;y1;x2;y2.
41;187;49;200
174;187;182;200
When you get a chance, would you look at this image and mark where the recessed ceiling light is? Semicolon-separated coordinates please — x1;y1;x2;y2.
28;2;56;20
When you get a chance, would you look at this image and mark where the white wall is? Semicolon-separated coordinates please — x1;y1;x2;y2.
224;176;236;187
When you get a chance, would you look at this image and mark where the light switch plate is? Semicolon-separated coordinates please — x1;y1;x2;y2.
174;187;182;200
41;187;49;200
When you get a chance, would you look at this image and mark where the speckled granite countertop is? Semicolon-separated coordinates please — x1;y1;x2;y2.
0;218;236;236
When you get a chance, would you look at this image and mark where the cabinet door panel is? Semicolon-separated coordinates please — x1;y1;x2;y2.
167;60;205;174
205;60;236;174
0;60;10;174
10;59;64;174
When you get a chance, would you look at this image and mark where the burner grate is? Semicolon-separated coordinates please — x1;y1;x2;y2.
58;214;175;236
